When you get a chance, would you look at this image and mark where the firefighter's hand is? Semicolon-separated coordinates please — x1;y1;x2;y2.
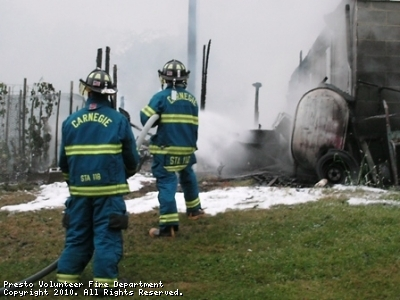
315;178;328;187
140;148;150;158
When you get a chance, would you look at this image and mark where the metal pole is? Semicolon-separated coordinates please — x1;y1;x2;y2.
188;0;197;97
252;82;262;128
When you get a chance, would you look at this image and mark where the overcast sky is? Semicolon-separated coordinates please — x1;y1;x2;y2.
1;0;342;128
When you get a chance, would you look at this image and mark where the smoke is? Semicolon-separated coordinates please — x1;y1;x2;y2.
111;0;345;177
0;0;343;119
192;0;344;176
114;31;187;126
0;0;344;177
196;110;247;174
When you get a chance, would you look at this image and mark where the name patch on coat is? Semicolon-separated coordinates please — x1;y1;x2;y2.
167;92;197;106
71;113;113;128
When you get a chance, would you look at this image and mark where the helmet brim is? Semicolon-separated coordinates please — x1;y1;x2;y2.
79;79;117;94
158;70;190;81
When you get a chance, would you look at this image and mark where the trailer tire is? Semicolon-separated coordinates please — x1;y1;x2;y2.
316;149;359;185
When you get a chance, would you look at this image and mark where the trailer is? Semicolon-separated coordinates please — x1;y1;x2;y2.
291;84;358;184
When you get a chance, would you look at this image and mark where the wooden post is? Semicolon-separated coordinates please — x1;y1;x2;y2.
200;44;206;110
200;39;211;110
105;46;110;74
54;91;61;166
69;81;73;115
112;64;118;109
96;48;103;69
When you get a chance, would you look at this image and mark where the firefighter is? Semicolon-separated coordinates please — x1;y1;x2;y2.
57;68;140;286
140;59;205;238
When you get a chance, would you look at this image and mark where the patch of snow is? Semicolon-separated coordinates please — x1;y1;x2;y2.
1;176;399;214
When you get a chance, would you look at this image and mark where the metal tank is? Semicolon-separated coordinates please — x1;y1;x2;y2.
291;87;358;184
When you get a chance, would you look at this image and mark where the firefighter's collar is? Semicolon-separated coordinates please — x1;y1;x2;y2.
86;97;112;110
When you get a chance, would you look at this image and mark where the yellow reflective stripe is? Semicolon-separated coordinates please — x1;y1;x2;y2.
62;173;69;180
141;105;156;117
164;165;187;172
160;114;198;125
159;213;179;223
56;274;80;283
186;197;200;209
65;144;122;155
69;184;130;196
93;277;118;285
149;145;196;155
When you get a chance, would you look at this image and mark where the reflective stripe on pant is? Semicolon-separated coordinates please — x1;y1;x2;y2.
56;274;80;284
152;154;202;229
179;164;201;212
57;195;125;281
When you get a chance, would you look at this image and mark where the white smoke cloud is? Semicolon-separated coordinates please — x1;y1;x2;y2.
0;0;343;173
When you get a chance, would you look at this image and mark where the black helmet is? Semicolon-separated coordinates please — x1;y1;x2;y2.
79;68;117;95
158;59;190;83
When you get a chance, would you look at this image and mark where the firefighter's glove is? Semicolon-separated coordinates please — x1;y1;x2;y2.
125;169;136;179
125;165;137;178
109;212;129;230
139;147;150;159
62;213;70;228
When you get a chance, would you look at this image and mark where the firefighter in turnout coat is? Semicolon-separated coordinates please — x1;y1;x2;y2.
57;68;140;285
140;59;205;238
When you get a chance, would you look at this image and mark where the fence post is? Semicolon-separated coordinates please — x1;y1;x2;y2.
5;87;11;145
22;78;27;159
54;91;61;167
18;90;22;152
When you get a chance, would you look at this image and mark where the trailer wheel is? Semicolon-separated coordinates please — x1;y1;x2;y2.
316;150;359;184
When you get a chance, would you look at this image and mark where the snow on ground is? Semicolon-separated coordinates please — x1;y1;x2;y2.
0;173;398;214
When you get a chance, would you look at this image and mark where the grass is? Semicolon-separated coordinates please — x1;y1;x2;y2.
1;184;400;299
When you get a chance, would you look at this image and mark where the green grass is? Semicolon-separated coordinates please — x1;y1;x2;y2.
2;190;400;299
